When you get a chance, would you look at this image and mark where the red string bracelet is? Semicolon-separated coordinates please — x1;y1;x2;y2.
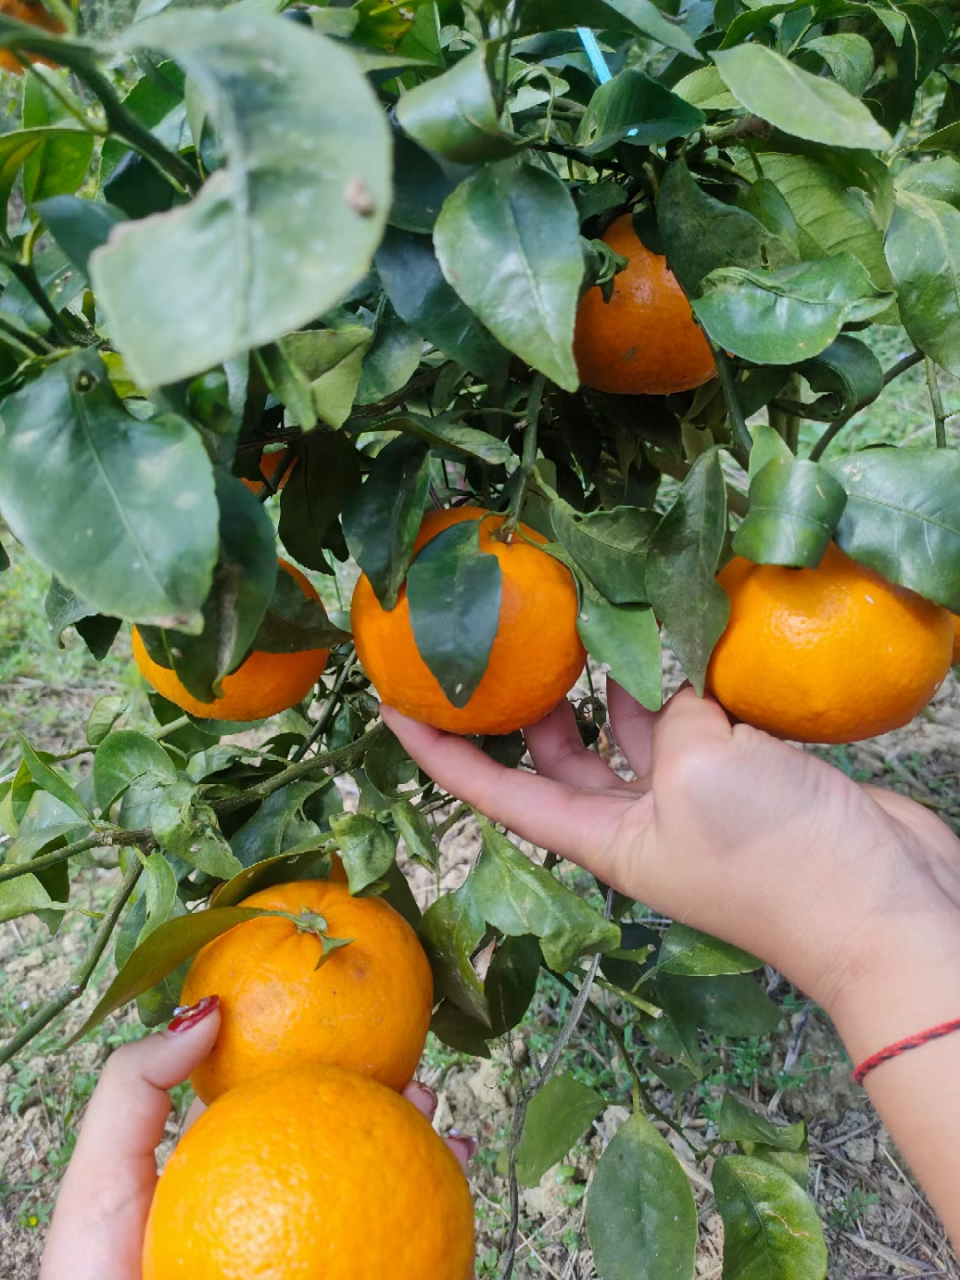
853;1018;960;1086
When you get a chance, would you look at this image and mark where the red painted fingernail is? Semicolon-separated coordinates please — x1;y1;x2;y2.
407;1081;438;1120
167;995;219;1033
447;1129;478;1160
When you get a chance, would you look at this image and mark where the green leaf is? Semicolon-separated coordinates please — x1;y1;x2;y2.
434;160;582;391
391;798;437;869
658;924;761;977
137;850;182;944
91;12;390;387
33;196;127;274
355;302;422;405
518;0;699;58
420;879;489;1024
85;695;127;747
885;191;960;376
657;973;782;1036
228;781;328;868
586;1112;698;1280
44;578;121;661
718;1093;807;1153
280;328;375;430
794;334;883;419
94;730;178;813
252;569;349;654
388;133;455;235
21;76;94;203
747;424;791;483
364;729;417;799
17;735;88;822
0;873;57;926
693;255;893;365
713;45;891;150
672;66;739;112
732;457;847;568
551;500;656;605
341;434;431;609
0;350;218;630
577;597;662;713
68;905;267;1044
657;158;797;298
804;33;875;97
277;431;363;574
396;43;521;164
517;1076;604;1188
211;845;336;909
382;414;515;466
430;1000;492;1057
486;933;541;1035
0;128;93;208
151;780;243;880
827;447;960;611
576;68;704;152
375;226;509;383
406;519;503;709
644;450;729;696
714;1156;827;1280
469;820;619;972
329;812;397;894
895;156;960;209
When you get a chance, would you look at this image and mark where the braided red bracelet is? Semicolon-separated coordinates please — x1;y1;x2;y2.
853;1018;960;1086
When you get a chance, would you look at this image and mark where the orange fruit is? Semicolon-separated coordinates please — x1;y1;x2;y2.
706;543;953;744
180;879;433;1103
132;560;329;722
574;213;716;396
240;446;297;495
142;1065;474;1280
952;613;960;665
352;506;586;735
0;1;63;74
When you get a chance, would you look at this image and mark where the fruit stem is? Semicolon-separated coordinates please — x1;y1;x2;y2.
269;907;354;969
291;646;357;763
501;374;545;536
926;357;948;448
711;347;752;468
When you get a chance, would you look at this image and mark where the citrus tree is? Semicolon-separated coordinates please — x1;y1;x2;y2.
1;0;959;1274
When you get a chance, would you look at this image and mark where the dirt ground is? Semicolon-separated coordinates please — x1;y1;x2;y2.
2;654;960;1278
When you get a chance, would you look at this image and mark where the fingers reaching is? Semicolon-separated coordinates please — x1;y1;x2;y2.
403;1081;475;1172
607;678;659;781
524;698;628;791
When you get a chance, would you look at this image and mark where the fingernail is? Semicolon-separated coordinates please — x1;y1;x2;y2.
167;995;219;1033
447;1129;477;1160
407;1081;438;1120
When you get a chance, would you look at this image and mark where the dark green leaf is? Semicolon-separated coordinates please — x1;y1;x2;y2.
68;905;267;1044
577;68;704;152
714;1156;827;1280
657;158;797;298
434;160;583;391
396;43;521;164
420;880;489;1023
658;973;782;1036
430;1000;492;1057
828;447;960;611
33;196;127;274
658;925;761;977
391;798;438;869
389;132;455;234
795;334;883;419
91;12;390;387
713;45;891;150
747;424;791;483
211;843;337;908
330;812;397;893
551;500;657;604
382;414;515;466
15;735;88;821
364;728;417;798
693;256;893;365
577;597;662;712
341;434;431;609
367;859;422;932
732;457;847;568
741;178;802;258
885;191;960;376
355;302;422;405
644;450;728;696
375;226;509;382
517;1076;604;1187
486;934;541;1035
587;1112;698;1280
229;781;328;868
44;578;121;660
0;351;218;629
277;431;363;573
252;568;349;654
151;780;243;880
517;0;699;57
718;1093;807;1153
85;695;127;747
406;520;503;708
469;820;619;972
94;730;178;813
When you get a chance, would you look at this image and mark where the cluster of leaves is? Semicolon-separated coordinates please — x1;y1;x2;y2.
1;0;960;1274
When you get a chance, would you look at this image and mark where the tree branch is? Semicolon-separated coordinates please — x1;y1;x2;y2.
926;357;948;448
711;348;752;468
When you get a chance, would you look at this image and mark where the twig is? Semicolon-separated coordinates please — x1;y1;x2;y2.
711;348;751;468
291;647;357;763
432;801;471;842
0;860;141;1067
502;374;544;534
926;357;948;448
527;139;629;176
883;348;924;386
0;828;154;886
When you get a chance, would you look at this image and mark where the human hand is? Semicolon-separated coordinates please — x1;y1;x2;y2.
41;996;474;1280
382;680;960;1029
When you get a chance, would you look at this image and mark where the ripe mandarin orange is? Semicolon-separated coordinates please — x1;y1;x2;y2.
952;613;960;665
240;446;297;495
574;213;715;396
132;560;328;721
706;543;953;744
180;879;433;1103
0;1;63;74
351;506;586;735
142;1065;475;1280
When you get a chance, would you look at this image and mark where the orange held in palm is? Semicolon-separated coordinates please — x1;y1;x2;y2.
180;879;434;1104
351;506;586;736
131;560;328;722
706;542;953;744
0;1;64;74
142;1065;475;1280
574;213;716;396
